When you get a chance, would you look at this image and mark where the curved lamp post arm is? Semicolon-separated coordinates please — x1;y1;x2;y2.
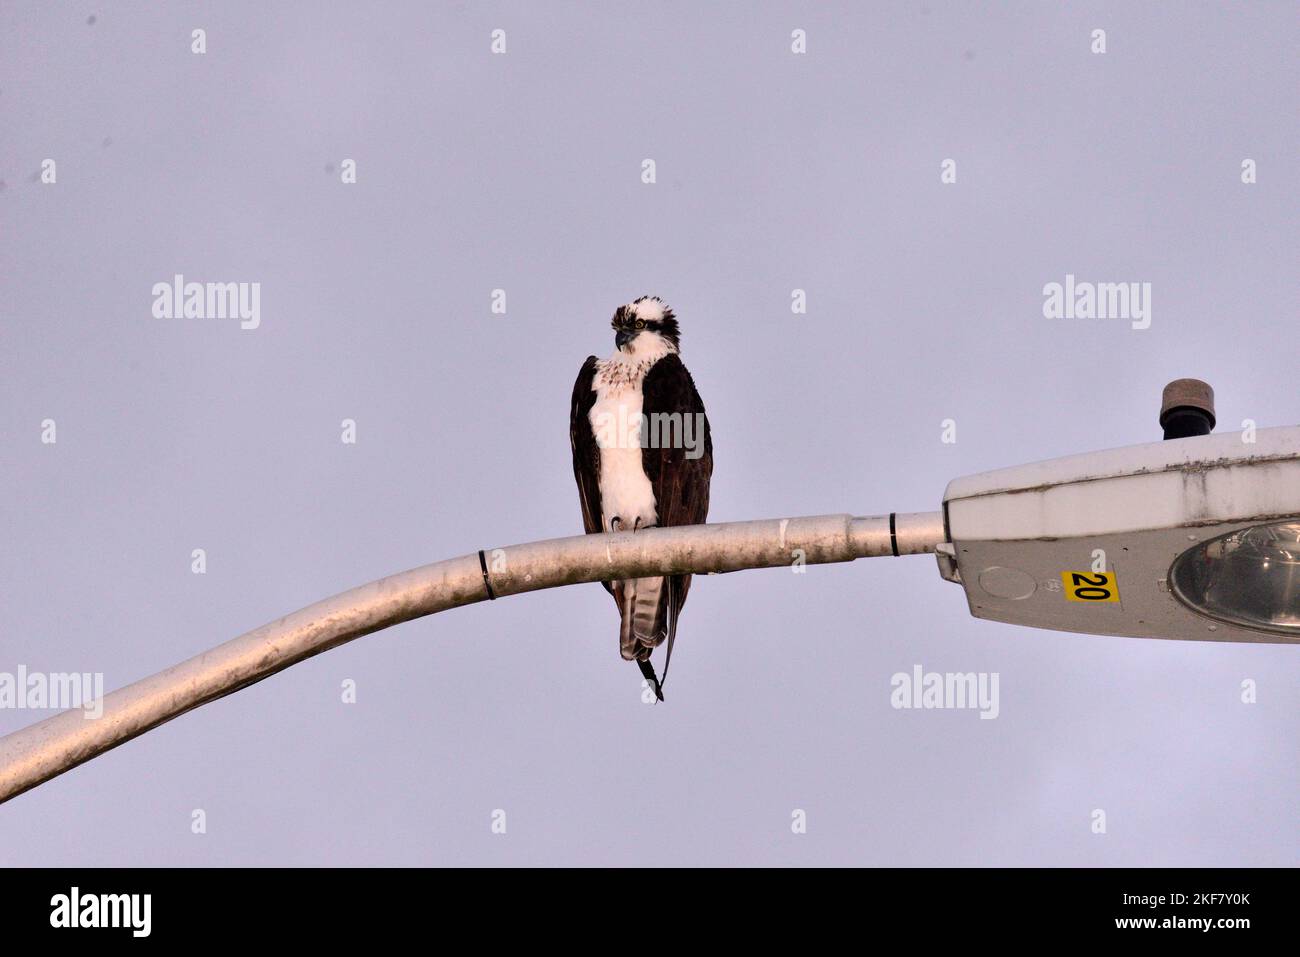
0;511;944;805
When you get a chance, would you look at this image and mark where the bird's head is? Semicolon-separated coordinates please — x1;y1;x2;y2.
610;296;680;355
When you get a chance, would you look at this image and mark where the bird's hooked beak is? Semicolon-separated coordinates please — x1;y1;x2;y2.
615;328;636;351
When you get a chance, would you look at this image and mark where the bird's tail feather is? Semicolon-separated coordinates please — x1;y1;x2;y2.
620;575;670;702
635;580;679;702
618;576;666;660
660;577;679;688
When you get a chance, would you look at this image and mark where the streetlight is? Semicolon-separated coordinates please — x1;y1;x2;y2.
1;381;1295;803
938;384;1299;644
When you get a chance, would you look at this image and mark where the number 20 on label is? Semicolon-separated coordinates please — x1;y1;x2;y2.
1061;571;1120;603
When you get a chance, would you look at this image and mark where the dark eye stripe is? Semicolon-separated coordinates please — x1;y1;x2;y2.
610;310;670;332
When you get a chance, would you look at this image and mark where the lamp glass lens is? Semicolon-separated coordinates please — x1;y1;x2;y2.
1170;521;1300;634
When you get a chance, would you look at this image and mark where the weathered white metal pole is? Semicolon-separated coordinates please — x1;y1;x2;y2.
0;511;945;804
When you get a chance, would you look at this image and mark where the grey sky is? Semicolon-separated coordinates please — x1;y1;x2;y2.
1;2;1296;865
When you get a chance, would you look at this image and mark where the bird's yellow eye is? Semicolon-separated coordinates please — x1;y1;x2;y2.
635;319;645;329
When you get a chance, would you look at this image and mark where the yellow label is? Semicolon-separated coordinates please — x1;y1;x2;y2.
1061;571;1120;603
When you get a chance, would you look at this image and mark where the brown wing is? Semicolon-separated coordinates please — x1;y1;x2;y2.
640;353;713;633
570;356;614;595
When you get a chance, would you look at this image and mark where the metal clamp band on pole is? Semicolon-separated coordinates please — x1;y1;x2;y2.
0;510;945;805
477;549;497;600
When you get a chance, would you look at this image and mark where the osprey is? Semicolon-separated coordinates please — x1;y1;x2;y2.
569;296;713;700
